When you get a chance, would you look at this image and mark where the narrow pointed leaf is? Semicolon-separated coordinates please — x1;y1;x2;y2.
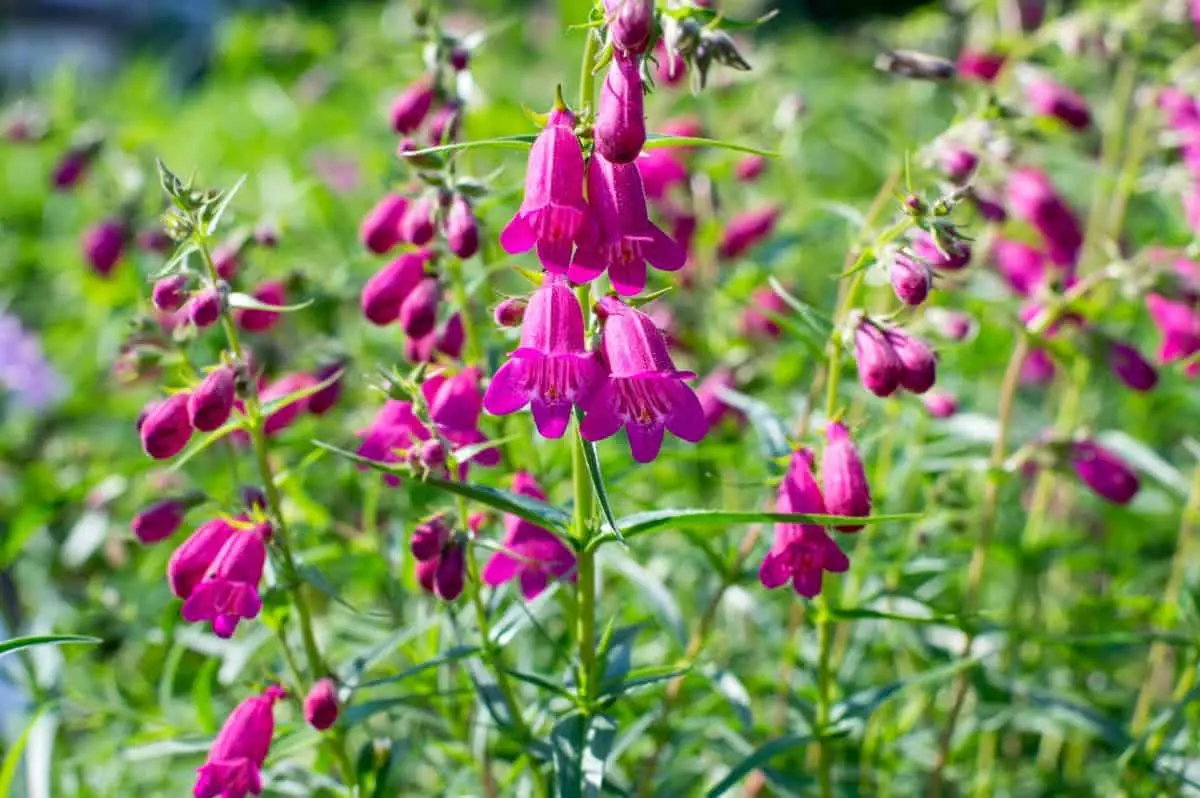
0;634;100;659
592;508;920;547
227;293;315;314
645;134;778;157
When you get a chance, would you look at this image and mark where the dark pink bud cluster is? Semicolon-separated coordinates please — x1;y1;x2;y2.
481;473;576;600
852;318;937;397
411;515;465;600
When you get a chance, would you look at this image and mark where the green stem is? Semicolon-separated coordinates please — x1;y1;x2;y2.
578;27;599;112
573;420;597;707
448;256;481;364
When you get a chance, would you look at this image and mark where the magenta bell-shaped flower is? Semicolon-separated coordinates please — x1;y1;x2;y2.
141;393;193;459
484;275;602;438
500;106;595;272
446;195;480;259
131;499;189;545
361;249;430;325
991;238;1047;297
580;298;706;463
189;288;222;329
181;522;270;638
83;219;126;278
193;685;285;798
820;422;871;532
759;450;849;598
1106;340;1158;392
718;207;779;260
481;472;576;600
188;366;237;432
152;275;189;312
1027;77;1092;131
603;0;653;55
390;76;435;134
1070;440;1140;505
889;329;937;394
399;278;441;339
568;154;685;295
1006;168;1082;270
637;148;689;202
889;252;932;306
355;400;431;485
168;517;238;600
1146;293;1200;378
304;679;340;732
594;53;647;164
912;231;971;271
853;320;903;398
359;193;409;254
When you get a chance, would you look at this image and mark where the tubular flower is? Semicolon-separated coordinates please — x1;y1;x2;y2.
193;685;285;798
759;450;849;598
1070;440;1140;505
912;231;971;271
483;275;602;438
481;472;577;599
355;400;431;485
168;518;239;600
152;275;189;312
390;76;435;134
888;329;937;394
141;393;193;459
820;422;871;532
181;522;270;638
889;251;932;306
956;49;1005;82
1006;168;1083;270
423;368;501;467
1146;293;1200;377
304;679;340;732
361;249;431;326
445;195;480;259
569;155;685;295
594;53;647;163
580;298;706;463
718;207;779;260
399;278;441;339
922;391;959;417
188;366;237;432
500;106;594;272
359;194;409;254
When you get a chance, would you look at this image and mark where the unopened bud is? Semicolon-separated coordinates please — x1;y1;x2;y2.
875;49;956;81
494;298;527;327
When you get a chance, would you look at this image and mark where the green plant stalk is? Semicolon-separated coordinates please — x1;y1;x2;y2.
573;422;598;708
195;236;354;783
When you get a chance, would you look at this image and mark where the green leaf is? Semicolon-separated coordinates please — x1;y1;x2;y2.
704;734;816;797
357;645;480;690
313;441;572;533
399;134;539;159
0;705;47;798
149;239;197;280
712;389;791;463
599;665;690;701
592;508;921;547
606;551;686;645
503;667;574;698
582;714;618;797
0;634;100;659
580;435;622;544
202;174;247;236
706;666;753;731
645;134;778;158
168;416;249;472
227;293;315;313
829;654;983;730
551;713;586;798
766;277;835;339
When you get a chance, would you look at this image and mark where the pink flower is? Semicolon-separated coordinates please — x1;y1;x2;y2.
82;219;126;277
260;373;317;436
410;515;451;562
131;499;189;544
939;147;977;184
1006;168;1082;269
718;207;779;260
356;400;431;484
52;147;93;190
580;298;706;462
481;472;576;599
411;518;467;600
1146;293;1200;377
740;286;790;339
853;321;902;398
734;154;767;182
653;40;687;86
141;393;193;459
169;518;239;600
428;103;461;145
1159;87;1200;130
1070;440;1139;505
595;53;646;163
361;249;431;326
500;106;594;272
423;368;501;467
152;275;189;312
445;195;480;259
437;313;466;360
889;329;937;394
603;0;653;55
1106;340;1158;392
889;252;932;306
912;231;971;271
494;298;527;327
399;278;441;338
956;49;1005;82
359;194;409;255
696;367;742;430
759;450;849;598
212;243;241;281
304;679;339;731
181;522;269;638
188;366;237;432
401;194;437;246
193;685;285;798
820;422;871;532
991;238;1046;296
636;149;689;202
971;189;1008;223
483;274;602;438
1027;78;1091;130
1021;347;1057;385
235;281;286;333
390;76;435;134
307;361;345;416
922;391;959;417
188;289;222;329
569;155;685;295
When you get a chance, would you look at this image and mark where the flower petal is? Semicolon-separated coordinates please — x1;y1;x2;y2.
626;422;665;463
499;214;535;254
530;398;572;439
664;380;708;443
483;361;531;416
481;552;519;586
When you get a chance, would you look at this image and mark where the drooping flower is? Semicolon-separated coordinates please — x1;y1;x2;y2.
399;278;441;338
759;450;849;598
359;194;409;255
636;148;689;202
401;194;437;246
922;391;959;417
569;154;685;295
445;195;480;259
580;298;706;462
483;275;602;438
956;49;1005;82
820;422;871;532
181;522;270;638
889;329;937;394
235;281;286;333
361;249;431;326
428;103;462;145
141;393;193;459
410;515;451;562
889;251;932;306
718;207;779;260
1006;168;1083;269
1027;77;1092;131
734;154;767;182
168;518;238;599
355;400;431;484
212;242;242;281
132;498;190;545
853;320;902;398
304;679;339;732
1106;340;1158;392
481;472;576;599
1146;293;1200;377
740;286;790;339
423;368;501;467
52;147;93;190
260;373;317;436
991;238;1047;296
653;40;687;86
500;105;594;272
603;0;653;55
1070;440;1140;505
594;53;647;163
152;275;189;312
188;288;222;329
82;219;126;277
390;76;436;134
437;313;466;360
912;231;971;271
188;366;237;432
193;685;285;798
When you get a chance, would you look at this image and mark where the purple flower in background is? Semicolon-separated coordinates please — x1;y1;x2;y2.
922;392;959;417
1027;77;1092;130
1146;293;1200;378
820;422;871;532
356;400;431;484
1070;440;1140;505
991;238;1047;297
0;311;65;413
1006;168;1083;270
912;231;971;271
956;49;1005;83
481;472;576;599
1106;340;1158;392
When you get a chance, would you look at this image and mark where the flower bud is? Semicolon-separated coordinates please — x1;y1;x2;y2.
304;678;340;731
1106;340;1158;392
152;275;189;312
307;361;345;415
719;207;779;260
494;298;527;327
360;194;409;255
1070;440;1139;505
434;542;466;600
52;147;93;190
400;278;441;338
188;366;237;432
604;0;653;55
188;288;222;329
853;321;902;397
261;373;317;436
734;154;767;182
740;286;789;340
449;46;470;71
437;313;466;360
956;49;1005;83
361;250;428;325
241;486;267;512
137;228;173;254
141;393;193;459
594;54;646;164
419;438;446;469
1027;77;1092;131
401;195;436;245
888;330;937;394
411;515;450;562
991;238;1046;297
253;224;279;248
971;189;1007;223
212;243;241;281
132;498;189;544
82;219;126;277
928;309;974;342
445;195;480;259
913;231;971;271
922;391;958;417
889;252;932;306
390;76;435;134
939;147;977;184
416;557;438;594
820;422;871;532
235;281;286;333
654;40;687;86
428;104;461;145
